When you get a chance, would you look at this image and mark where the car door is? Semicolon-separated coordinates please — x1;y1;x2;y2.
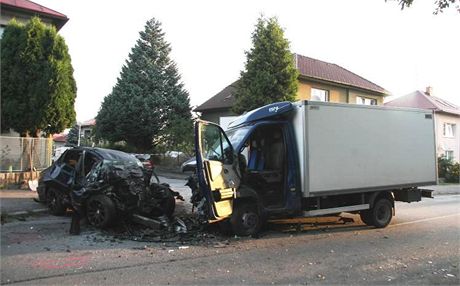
49;149;80;189
195;121;240;221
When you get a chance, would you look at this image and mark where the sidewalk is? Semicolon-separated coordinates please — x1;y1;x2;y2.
426;184;460;196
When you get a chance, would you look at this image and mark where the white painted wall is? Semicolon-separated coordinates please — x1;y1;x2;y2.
435;113;460;162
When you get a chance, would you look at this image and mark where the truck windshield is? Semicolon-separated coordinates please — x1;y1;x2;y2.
225;126;251;151
201;125;251;162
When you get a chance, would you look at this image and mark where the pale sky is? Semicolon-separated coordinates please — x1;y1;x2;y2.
37;0;460;122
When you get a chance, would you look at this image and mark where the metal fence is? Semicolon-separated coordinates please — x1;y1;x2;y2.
0;136;53;172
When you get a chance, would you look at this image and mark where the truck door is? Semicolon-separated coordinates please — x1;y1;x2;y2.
195;121;240;221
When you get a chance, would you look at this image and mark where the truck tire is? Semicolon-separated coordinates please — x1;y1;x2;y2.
230;202;261;236
369;198;393;228
86;195;116;228
359;210;372;226
46;187;66;216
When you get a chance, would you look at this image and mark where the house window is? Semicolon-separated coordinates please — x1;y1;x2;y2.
356;96;377;105
443;123;456;138
311;88;329;102
445;150;454;161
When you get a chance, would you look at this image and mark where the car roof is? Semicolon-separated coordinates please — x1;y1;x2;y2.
70;147;137;161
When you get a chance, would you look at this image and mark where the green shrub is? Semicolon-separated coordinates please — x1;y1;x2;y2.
438;156;460;183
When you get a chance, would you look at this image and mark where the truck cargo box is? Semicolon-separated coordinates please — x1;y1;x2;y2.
291;101;437;197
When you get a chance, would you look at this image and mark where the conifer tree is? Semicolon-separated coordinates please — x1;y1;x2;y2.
233;16;298;114
96;18;192;152
1;17;76;136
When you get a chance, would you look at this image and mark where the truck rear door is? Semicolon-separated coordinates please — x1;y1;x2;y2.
195;121;240;221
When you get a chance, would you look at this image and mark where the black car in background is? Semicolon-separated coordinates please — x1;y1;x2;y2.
37;147;178;228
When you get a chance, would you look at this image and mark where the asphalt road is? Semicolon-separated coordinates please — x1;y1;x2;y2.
1;192;459;285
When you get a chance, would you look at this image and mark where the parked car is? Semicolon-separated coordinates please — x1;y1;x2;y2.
165;151;184;158
181;157;196;173
37;147;180;228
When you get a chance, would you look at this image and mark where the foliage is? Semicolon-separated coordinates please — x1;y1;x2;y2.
232;16;298;115
438;156;460;183
388;0;459;14
1;17;76;137
96;18;192;152
66;124;79;146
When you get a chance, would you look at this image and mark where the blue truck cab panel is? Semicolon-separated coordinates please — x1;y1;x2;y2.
194;101;301;223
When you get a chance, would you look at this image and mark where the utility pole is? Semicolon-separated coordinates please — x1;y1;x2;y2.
77;124;81;146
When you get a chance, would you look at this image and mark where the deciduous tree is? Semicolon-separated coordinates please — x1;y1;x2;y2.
388;0;459;14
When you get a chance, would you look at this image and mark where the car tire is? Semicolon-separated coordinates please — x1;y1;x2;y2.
369;198;393;228
46;187;66;216
86;195;116;228
230;202;262;236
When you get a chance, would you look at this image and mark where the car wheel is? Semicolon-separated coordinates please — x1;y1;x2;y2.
230;202;262;236
46;188;66;216
369;198;393;228
86;195;116;228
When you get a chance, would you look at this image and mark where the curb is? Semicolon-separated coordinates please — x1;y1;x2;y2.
1;208;49;218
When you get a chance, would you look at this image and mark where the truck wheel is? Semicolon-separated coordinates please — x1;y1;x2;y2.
359;210;372;226
230;202;261;236
369;198;393;228
86;195;116;228
46;188;66;216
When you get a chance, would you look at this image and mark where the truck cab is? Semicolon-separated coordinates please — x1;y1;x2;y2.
195;102;302;234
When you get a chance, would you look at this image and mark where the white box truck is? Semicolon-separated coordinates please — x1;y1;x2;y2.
191;101;436;235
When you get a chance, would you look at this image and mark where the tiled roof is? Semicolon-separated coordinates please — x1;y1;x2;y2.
0;0;68;29
81;118;96;127
195;54;388;112
384;90;460;116
52;133;67;142
295;54;388;95
194;82;238;112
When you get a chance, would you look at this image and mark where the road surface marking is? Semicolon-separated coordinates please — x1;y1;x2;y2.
391;213;460;227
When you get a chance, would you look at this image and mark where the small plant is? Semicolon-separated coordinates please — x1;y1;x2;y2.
438;156;460;183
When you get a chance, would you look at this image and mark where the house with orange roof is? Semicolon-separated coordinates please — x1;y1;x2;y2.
195;54;389;129
385;87;460;162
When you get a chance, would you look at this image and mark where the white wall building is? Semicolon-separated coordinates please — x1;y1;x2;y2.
385;87;460;162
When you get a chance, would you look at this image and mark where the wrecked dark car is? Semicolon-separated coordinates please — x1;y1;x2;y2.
37;147;182;228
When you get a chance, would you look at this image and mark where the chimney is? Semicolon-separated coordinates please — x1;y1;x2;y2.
425;86;433;96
